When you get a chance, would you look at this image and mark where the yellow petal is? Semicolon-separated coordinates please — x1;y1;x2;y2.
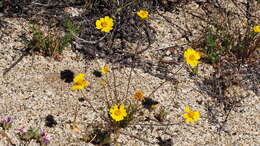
183;113;189;119
184;106;190;112
73;73;85;83
95;20;102;29
83;81;89;87
185;118;192;123
71;85;83;91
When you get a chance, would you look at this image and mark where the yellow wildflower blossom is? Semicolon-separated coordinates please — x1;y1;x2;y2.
134;90;144;100
137;10;149;20
110;105;127;122
183;106;200;124
71;73;89;91
252;25;260;33
100;66;110;74
151;104;157;110
95;16;114;32
184;48;201;68
100;80;106;86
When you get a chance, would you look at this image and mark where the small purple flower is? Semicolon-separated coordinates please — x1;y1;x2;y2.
1;117;12;123
0;117;13;130
6;117;13;123
41;137;50;144
18;127;25;135
40;130;46;137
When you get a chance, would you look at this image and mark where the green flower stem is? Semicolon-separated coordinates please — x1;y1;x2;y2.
192;66;199;74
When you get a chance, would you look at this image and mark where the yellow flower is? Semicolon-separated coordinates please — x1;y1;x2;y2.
100;80;106;86
183;106;200;124
151;104;157;110
95;16;114;32
252;25;260;32
184;48;201;68
137;10;149;20
100;66;110;74
110;105;127;122
71;73;89;91
134;90;144;100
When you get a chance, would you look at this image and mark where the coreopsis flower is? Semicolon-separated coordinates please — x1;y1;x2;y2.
137;10;149;20
252;25;260;33
110;105;127;122
95;16;114;32
134;90;144;100
183;106;200;124
184;48;201;68
71;73;89;91
100;66;110;74
100;80;106;86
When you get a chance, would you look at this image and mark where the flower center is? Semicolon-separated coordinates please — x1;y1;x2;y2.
76;80;84;85
114;110;122;116
101;21;108;28
188;112;195;119
135;93;143;99
189;55;195;61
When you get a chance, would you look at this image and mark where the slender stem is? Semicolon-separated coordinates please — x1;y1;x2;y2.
80;90;99;113
123;41;140;103
147;64;184;98
117;0;139;12
124;65;134;101
80;90;109;122
105;75;113;104
73;103;80;123
102;81;111;108
112;69;119;103
3;52;28;76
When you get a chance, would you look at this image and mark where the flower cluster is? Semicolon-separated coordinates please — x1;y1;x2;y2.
18;127;50;145
0;117;13;130
184;48;201;68
95;10;149;33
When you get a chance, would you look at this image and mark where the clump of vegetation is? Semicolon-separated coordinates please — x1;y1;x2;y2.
1;0;259;145
21;18;79;60
0;117;13;130
195;25;259;64
188;1;259;133
70;43;202;144
67;12;204;143
17;127;50;146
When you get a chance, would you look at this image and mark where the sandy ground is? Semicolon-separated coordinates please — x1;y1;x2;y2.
0;1;259;146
